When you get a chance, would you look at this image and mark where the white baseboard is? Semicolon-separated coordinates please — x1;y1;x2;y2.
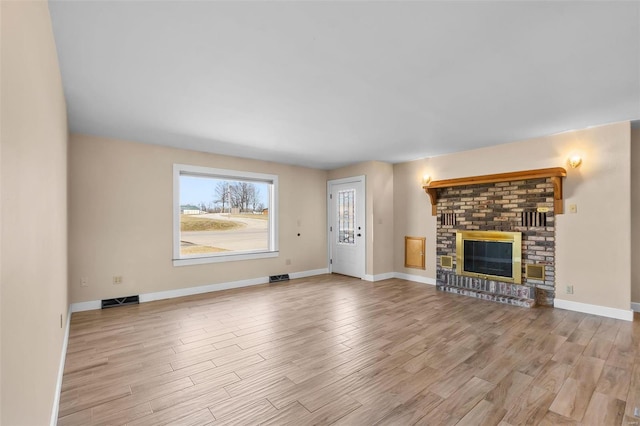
394;272;437;285
51;309;71;425
363;272;437;284
631;302;640;313
70;300;101;313
139;276;269;303
290;268;329;279
363;272;396;282
554;298;634;322
70;268;329;312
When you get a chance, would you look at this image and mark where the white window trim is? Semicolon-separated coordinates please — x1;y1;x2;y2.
173;164;279;266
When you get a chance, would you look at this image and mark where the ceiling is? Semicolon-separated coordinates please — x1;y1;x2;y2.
49;1;640;170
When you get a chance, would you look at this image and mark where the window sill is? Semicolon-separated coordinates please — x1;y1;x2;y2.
173;250;279;267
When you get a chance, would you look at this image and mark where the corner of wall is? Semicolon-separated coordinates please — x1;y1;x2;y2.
631;127;640;304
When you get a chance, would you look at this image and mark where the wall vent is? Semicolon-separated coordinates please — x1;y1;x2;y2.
521;211;547;227
269;274;290;283
441;212;457;226
440;255;453;269
526;264;545;280
101;295;139;309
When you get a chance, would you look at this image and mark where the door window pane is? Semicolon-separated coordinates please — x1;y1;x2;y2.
337;189;355;245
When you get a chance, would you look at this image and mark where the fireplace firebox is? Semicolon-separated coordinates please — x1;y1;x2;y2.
456;230;522;284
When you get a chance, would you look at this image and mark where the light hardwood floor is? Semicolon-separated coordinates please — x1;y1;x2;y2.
58;275;640;425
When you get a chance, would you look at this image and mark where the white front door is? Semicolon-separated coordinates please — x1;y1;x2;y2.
328;176;365;278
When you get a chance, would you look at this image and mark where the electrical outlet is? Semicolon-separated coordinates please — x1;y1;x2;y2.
566;285;574;294
81;277;88;287
113;276;123;285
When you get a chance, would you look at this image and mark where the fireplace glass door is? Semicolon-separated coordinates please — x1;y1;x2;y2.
463;240;513;278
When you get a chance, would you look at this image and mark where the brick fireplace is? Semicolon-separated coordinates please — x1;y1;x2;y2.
424;168;567;307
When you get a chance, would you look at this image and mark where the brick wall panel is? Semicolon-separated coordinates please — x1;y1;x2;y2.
435;177;556;306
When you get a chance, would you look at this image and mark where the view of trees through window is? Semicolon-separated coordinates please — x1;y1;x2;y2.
179;173;271;258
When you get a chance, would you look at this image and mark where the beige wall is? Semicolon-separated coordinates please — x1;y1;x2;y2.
394;122;631;311
1;1;69;424
393;159;437;280
69;135;328;303
328;161;394;277
632;128;640;304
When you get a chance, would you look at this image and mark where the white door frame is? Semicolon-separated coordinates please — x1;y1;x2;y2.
327;175;366;278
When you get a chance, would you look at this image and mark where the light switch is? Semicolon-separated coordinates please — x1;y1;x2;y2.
569;204;577;214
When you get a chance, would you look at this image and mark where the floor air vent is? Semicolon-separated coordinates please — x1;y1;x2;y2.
269;274;290;283
102;295;140;309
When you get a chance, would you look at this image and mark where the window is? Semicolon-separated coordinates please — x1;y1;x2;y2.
173;164;278;266
337;189;355;245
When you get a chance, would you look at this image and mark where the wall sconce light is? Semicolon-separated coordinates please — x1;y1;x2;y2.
422;174;432;186
567;155;582;169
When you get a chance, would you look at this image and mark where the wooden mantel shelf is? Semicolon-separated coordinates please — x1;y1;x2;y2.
423;167;567;216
